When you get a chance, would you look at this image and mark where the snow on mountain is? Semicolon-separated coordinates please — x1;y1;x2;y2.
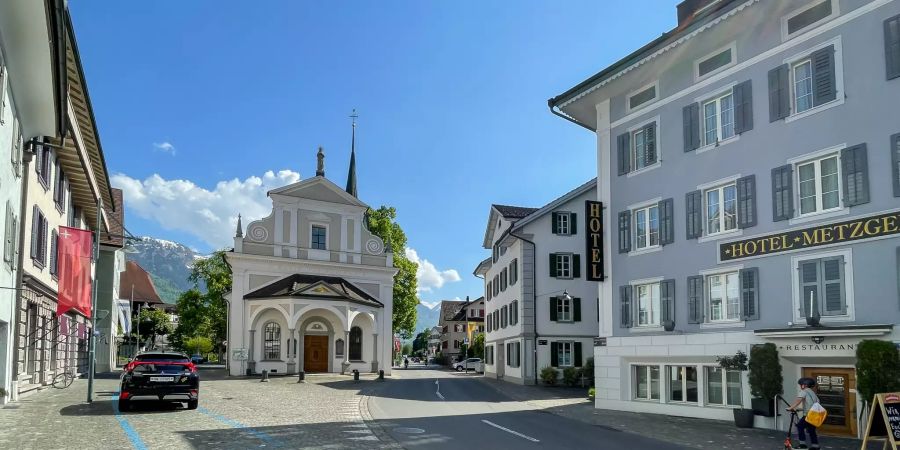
127;236;204;303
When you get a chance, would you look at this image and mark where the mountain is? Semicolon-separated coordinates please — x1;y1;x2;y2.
126;237;204;303
414;302;442;335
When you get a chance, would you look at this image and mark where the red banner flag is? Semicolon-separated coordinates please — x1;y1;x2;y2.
56;226;93;318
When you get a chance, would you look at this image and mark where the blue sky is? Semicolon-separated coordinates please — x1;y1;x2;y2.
70;1;677;306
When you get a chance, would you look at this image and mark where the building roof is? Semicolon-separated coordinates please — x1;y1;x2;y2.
244;274;383;308
510;178;597;233
438;300;466;324
492;204;540;219
119;261;163;305
450;297;485;322
100;188;124;247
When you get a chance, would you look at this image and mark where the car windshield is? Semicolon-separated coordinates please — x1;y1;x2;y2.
135;353;190;363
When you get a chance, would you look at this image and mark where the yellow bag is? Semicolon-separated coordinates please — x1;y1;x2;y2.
805;402;828;427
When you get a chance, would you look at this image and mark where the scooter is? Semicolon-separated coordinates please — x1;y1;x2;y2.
780;397;800;449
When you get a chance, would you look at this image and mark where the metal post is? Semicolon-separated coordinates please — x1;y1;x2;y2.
130;284;135;358
87;198;102;403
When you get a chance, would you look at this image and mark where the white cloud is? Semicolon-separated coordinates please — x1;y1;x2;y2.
405;248;461;292
153;142;176;155
112;169;301;249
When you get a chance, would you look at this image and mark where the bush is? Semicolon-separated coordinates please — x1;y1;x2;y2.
540;366;559;385
856;339;900;403
588;387;596;399
563;367;580;387
582;357;595;387
749;343;783;399
432;353;449;365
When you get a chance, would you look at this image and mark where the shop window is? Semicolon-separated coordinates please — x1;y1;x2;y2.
706;366;742;406
633;365;660;401
667;366;698;403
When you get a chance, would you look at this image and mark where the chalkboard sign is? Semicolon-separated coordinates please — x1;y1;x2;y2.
887;402;900;442
861;393;900;448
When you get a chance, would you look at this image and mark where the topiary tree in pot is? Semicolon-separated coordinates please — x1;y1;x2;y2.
856;339;900;407
748;343;783;417
717;351;754;428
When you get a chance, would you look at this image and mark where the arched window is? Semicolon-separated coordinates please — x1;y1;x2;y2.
349;326;363;361
264;322;281;360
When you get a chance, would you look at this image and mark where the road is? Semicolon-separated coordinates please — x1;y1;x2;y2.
366;365;685;449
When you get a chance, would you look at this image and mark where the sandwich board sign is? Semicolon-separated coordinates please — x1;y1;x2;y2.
860;392;900;449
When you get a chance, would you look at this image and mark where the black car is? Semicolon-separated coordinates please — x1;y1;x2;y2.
119;352;200;411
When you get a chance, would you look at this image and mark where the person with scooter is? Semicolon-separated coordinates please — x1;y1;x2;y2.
403;356;409;369
787;377;821;449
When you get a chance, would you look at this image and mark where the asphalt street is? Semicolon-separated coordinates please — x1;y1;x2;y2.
366;365;686;450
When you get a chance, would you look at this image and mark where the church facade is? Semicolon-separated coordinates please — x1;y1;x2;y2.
225;146;397;376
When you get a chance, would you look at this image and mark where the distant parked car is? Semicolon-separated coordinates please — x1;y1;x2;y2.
452;358;483;373
191;354;206;364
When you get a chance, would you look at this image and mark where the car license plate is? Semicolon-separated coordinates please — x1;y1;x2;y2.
150;376;175;382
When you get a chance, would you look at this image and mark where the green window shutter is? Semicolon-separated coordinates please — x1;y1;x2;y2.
573;254;581;278
799;260;820;318
618;211;631;253
549;253;557;277
644;122;657;165
841;143;870;206
574;342;583;367
685;190;702;239
740;267;760;321
768;64;790;122
822;257;846;315
658;198;674;245
570;213;577;235
736;175;757;229
887;14;900;80
771;165;794;221
687;276;704;324
733;79;754;134
620;285;633;328
551;212;560;234
811;45;837;106
660;279;675;327
683;103;700;152
617;132;631;175
573;298;582;322
892;133;900;197
551;343;559;368
550;297;558;321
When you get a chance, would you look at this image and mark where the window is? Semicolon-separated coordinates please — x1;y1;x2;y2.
486;281;492;301
510;300;518;326
49;230;59;277
492;244;500;263
501;305;508;328
706;272;740;322
485;345;494;365
635;282;661;327
263;322;281;360
628;84;657;111
556;212;570;235
791;59;814;114
30;206;48;268
53;161;66;213
704;183;737;235
509;259;518;285
633;204;659;250
555;253;572;278
706;366;742;406
349;326;362;360
493;275;500;296
500;268;507;291
797;154;840;215
479;309;484;318
557;342;573;367
36;144;51;189
667;366;698;403
633;365;660;401
702;91;734;146
453;340;460;349
785;0;835;38
442;340;448;349
311;225;327;250
632;127;650;170
696;45;734;79
11;118;23;177
557;296;573;322
798;255;847;317
4;201;18;269
506;342;520;368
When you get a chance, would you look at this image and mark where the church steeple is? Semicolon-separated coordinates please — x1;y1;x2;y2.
345;109;358;197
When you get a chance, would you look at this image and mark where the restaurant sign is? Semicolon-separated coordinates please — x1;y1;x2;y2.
585;200;604;281
720;210;900;262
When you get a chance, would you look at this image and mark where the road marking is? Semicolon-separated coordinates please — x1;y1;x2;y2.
481;419;540;443
434;379;444;400
198;407;281;447
112;392;149;450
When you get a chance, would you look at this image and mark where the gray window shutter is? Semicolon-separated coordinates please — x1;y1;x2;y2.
892;133;900;197
570;213;577;235
617;132;631;175
574;342;583;367
886;14;900;80
550;297;558;321
658;198;674;245
740;267;760;321
551;343;559;367
573;254;581;278
644;122;657;165
660;279;675;327
4;202;12;264
812;45;837;106
683;103;701;152
896;247;900;311
841;143;870;206
620;285;632;328
618;211;631;253
736;175;757;229
685;190;702;239
733;80;753;134
573;298;581;322
551;212;559;234
799;260;819;318
771;165;794;221
687;275;704;324
822;257;846;315
768;64;790;122
30;206;38;260
549;253;557;277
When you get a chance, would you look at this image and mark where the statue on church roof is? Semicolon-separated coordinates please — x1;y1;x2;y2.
316;146;325;177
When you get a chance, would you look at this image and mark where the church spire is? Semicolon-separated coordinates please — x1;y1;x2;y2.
345;109;358;197
235;214;243;238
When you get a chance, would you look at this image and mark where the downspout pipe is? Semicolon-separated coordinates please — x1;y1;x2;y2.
12;140;36;389
509;229;538;385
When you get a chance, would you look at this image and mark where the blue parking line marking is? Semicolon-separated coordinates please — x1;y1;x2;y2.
197;406;281;447
112;392;149;450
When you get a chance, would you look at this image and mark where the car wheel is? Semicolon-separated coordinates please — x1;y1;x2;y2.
455;366;463;372
187;399;198;410
118;399;131;412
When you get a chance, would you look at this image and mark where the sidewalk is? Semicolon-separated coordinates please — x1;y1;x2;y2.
478;377;879;450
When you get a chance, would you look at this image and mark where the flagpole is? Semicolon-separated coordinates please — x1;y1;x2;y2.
87;198;102;403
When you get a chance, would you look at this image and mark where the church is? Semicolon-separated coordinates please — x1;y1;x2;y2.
225;129;397;377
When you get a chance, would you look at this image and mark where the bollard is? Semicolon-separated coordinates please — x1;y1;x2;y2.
260;370;270;382
353;369;359;382
246;368;252;376
297;371;305;383
378;370;384;381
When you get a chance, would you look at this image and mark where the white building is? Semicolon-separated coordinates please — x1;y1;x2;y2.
476;179;600;384
225;148;397;376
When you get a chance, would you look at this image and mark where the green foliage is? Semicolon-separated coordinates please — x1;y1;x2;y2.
149;274;181;304
171;251;231;353
134;307;173;347
856;339;900;403
540;366;559;385
0;388;7;398
748;343;783;399
588;387;596;399
717;351;749;371
411;330;429;354
401;343;413;356
184;336;213;355
432;353;449;365
563;367;581;387
471;333;485;359
366;206;418;339
582;357;595;387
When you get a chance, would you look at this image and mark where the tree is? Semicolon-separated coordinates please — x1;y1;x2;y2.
471;333;484;359
134;308;173;349
365;206;418;339
184;336;214;356
856;339;900;403
171;251;231;354
412;330;429;353
401;343;413;356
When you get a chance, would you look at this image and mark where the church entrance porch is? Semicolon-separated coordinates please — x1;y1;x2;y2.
304;335;329;373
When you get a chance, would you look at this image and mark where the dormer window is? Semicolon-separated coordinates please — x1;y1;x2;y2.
311;225;327;250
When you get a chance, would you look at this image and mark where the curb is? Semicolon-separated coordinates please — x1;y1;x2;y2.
358;387;403;449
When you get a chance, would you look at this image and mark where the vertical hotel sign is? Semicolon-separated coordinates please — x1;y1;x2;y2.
585;200;604;281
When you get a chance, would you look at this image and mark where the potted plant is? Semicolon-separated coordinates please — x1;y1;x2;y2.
540;366;559;385
856;339;900;408
748;343;783;417
717;350;754;428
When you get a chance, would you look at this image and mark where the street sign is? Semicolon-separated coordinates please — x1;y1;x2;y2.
463;338;469;345
594;337;607;347
538;339;548;345
232;348;248;361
